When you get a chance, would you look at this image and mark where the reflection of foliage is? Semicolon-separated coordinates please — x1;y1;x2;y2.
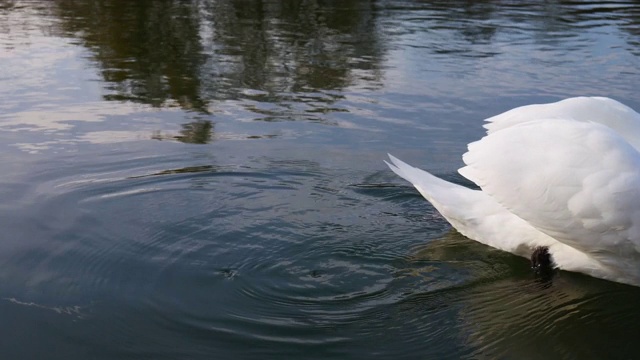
45;0;640;117
151;120;213;144
55;0;207;111
200;0;384;94
51;0;385;118
0;1;16;12
175;120;212;144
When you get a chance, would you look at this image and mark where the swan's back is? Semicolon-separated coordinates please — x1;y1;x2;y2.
460;118;640;282
460;97;640;284
485;97;640;150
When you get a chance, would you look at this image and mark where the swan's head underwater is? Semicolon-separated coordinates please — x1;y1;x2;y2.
530;246;553;273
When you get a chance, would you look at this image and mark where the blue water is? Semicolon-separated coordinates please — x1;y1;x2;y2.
0;0;639;358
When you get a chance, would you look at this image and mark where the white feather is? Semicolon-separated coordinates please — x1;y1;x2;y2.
387;97;640;286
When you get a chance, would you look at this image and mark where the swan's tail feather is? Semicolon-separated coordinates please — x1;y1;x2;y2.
385;154;527;254
385;153;472;209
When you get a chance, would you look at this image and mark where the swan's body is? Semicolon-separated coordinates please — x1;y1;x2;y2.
386;97;640;286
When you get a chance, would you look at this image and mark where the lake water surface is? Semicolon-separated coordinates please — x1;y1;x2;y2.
1;0;640;359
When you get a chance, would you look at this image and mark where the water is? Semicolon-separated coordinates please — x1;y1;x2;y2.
1;0;639;358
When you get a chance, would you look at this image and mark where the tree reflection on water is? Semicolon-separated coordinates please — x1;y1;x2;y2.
151;119;213;144
43;0;640;143
52;0;385;119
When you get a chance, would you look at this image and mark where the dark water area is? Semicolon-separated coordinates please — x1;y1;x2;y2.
1;0;640;358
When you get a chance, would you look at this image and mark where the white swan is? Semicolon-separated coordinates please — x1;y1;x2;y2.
386;97;640;287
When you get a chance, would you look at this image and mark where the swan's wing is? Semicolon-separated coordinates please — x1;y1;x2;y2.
459;118;640;270
484;97;640;151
